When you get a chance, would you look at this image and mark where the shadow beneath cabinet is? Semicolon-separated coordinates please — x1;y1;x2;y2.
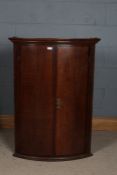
0;128;14;152
92;131;117;153
0;129;117;155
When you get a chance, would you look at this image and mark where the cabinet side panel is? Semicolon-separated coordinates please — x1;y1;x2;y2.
85;46;95;153
56;45;90;156
14;44;55;156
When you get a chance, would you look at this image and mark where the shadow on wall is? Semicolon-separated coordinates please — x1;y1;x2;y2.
0;45;14;115
92;131;117;153
0;128;14;152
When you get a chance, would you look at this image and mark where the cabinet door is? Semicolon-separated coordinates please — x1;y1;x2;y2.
15;45;55;156
55;45;90;156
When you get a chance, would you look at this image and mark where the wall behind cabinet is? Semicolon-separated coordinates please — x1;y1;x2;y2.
0;0;117;117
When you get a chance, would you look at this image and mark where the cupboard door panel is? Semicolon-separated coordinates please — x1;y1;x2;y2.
15;45;55;156
56;46;89;156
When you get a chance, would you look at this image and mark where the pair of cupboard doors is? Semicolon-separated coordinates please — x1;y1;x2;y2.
10;38;100;160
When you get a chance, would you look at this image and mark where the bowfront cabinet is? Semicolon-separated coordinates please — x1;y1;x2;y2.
9;37;100;161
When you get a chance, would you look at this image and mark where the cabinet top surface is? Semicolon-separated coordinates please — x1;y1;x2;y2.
9;37;100;45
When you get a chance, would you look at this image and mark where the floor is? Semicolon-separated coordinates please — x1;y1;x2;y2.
0;129;117;175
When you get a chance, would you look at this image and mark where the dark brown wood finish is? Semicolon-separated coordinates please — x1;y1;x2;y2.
55;46;90;156
14;44;56;156
85;46;96;154
9;37;100;161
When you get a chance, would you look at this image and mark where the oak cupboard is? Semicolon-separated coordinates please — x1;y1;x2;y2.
9;37;100;161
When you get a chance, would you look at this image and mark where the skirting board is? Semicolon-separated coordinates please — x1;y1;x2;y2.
0;115;14;129
0;115;117;131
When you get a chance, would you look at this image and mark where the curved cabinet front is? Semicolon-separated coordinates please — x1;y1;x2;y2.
9;37;100;161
